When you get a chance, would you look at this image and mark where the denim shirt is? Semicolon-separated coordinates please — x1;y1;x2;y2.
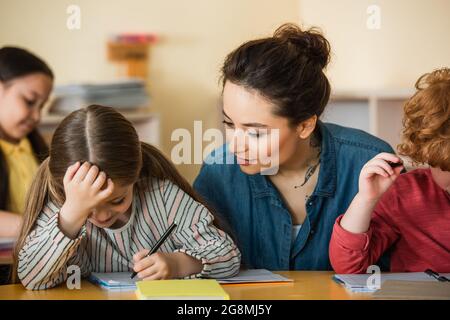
193;121;394;271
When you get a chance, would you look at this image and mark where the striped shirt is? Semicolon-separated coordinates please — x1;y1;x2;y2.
18;177;241;290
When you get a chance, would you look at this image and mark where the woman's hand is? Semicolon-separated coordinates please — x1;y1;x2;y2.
132;250;179;280
59;162;114;238
358;153;403;203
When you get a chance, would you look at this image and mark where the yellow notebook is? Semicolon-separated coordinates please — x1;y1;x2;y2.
135;279;230;300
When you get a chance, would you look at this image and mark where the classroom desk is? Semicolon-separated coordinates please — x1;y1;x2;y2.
0;271;371;300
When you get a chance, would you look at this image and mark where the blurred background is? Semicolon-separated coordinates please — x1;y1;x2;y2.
0;0;449;182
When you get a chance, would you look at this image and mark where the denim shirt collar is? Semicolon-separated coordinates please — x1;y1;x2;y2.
248;121;337;199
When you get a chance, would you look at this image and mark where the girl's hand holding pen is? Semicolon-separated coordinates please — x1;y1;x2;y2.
59;161;115;238
132;250;179;280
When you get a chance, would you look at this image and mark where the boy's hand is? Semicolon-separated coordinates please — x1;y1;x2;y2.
59;162;114;238
132;250;179;280
358;153;403;203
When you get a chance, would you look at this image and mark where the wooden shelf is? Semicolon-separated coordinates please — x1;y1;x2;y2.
107;41;150;79
324;89;414;148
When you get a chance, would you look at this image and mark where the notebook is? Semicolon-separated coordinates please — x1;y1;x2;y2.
90;269;291;291
333;272;450;293
135;279;230;300
218;269;293;284
372;280;450;300
89;272;137;290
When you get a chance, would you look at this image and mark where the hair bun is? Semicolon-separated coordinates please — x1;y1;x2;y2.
273;23;331;69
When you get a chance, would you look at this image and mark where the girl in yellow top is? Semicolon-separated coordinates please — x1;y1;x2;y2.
0;47;53;238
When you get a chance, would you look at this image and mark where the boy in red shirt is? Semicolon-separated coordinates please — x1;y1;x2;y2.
329;68;450;273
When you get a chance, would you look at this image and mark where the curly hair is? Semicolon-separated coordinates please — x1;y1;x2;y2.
398;68;450;171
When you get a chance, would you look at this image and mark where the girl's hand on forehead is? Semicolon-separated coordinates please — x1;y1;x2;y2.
62;161;115;219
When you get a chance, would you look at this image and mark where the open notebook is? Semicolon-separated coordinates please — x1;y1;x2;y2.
218;269;292;284
334;272;450;293
89;272;137;290
89;269;292;291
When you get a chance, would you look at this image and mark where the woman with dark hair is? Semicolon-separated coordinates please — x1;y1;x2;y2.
194;23;394;271
0;46;52;284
